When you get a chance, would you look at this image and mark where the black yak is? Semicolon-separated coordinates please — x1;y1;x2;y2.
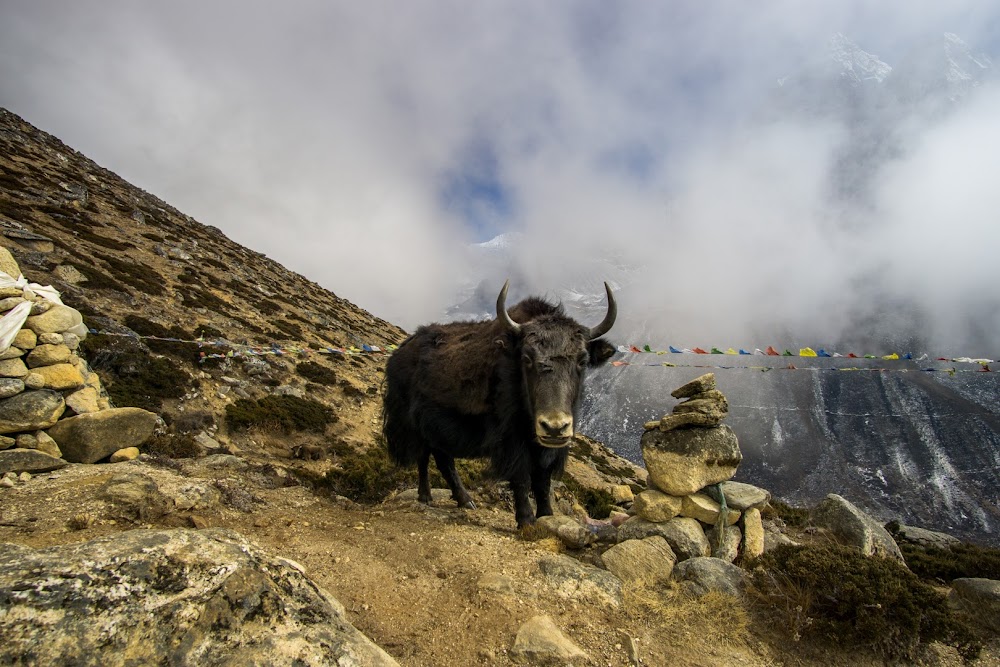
382;281;616;528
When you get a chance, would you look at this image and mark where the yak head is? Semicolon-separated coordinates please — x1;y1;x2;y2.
496;280;617;448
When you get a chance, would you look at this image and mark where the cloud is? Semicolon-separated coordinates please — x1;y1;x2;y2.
1;1;998;352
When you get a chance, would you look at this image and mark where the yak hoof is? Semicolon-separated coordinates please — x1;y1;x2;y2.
460;500;477;510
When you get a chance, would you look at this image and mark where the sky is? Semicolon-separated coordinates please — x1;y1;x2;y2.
2;2;1000;355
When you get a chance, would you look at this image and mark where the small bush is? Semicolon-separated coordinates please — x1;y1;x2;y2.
748;544;980;661
144;434;204;459
563;477;615;519
296;361;337;386
226;395;335;433
763;498;810;529
890;538;1000;583
322;444;418;503
79;335;189;412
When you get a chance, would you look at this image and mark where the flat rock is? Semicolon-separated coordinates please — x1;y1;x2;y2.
0;448;67;474
24;304;83;335
511;615;590;665
0;378;24;398
0;528;399;666
671;372;717;399
0;389;65;434
536;515;590;549
538;553;622;608
812;494;904;562
891;523;961;549
0;358;28;378
25;343;72;368
600;536;676;585
47;407;158;463
641;424;742;496
31;362;85;390
618;517;710;561
671;557;746;597
632;489;682;523
704;481;771;511
680;492;740;526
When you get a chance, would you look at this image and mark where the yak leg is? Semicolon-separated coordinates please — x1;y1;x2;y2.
432;451;476;509
531;467;554;519
417;451;433;504
510;481;536;529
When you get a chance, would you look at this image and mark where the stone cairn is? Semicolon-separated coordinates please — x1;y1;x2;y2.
0;248;158;486
626;372;768;562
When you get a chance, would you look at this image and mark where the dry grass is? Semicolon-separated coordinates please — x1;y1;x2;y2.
624;579;751;651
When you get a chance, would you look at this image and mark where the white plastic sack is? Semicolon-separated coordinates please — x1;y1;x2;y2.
0;270;63;354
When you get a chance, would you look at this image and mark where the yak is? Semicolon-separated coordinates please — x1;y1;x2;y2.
382;280;616;528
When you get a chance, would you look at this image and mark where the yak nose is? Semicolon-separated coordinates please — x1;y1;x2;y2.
537;413;573;439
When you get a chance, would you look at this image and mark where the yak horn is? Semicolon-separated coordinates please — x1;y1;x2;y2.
496;280;521;333
588;282;617;339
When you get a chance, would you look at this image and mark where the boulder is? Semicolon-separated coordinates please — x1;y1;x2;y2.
706;524;742;563
812;494;904;562
671;557;746;597
618;517;710;561
47;407;158;464
12;328;36;351
0;529;399;666
949;578;1000;632
0;246;20;279
64;386;101;414
641;424;742;496
30;362;85;390
25;343;72;368
538;553;623;607
33;431;61;458
890;523;961;550
0;389;65;433
0;448;67;474
0;358;28;378
680;492;740;526
600;536;676;585
24;304;83;335
109;447;140;463
741;507;765;559
632;489;682;523
511;615;589;665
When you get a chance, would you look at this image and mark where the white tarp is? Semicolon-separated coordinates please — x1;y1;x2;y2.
0;270;63;354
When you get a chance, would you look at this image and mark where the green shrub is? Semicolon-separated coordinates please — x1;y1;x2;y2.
79;335;189;412
225;395;335;433
563;477;615;519
892;540;1000;583
763;498;810;528
296;361;337;386
321;444;418;503
748;544;980;661
144;433;204;459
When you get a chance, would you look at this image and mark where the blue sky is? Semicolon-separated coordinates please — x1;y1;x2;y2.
2;2;1000;352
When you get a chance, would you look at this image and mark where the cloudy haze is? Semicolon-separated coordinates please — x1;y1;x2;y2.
2;2;1000;354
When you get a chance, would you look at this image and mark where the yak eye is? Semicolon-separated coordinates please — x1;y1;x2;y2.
577;353;589;368
522;354;534;368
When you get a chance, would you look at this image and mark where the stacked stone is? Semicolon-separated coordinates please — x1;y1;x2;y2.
618;373;771;566
0;248;158;478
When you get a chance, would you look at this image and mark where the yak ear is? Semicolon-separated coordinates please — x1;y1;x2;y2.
587;338;616;367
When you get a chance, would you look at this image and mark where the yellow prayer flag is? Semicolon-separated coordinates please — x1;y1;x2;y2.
799;347;818;357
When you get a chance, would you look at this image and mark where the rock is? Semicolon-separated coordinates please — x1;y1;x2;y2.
25;304;83;335
536;515;590;549
15;433;37;449
763;524;798;552
34;431;61;458
890;523;961;549
23;372;44;390
704;481;771;511
618;517;711;561
0;389;65;433
31;362;85;390
673;392;728;421
477;573;520;596
0;448;67;474
632;489;682;523
109;447;140;463
0;246;20;279
600;536;677;585
671;557;746;597
0;378;24;398
26;343;72;367
670;372;717;399
38;332;64;345
64;322;89;339
511;615;590;665
0;435;14;450
47;407;158;464
641;424;742;496
53;263;88;285
949;579;1000;632
646;411;722;431
680;492;740;526
64;386;101;414
168;481;223;512
12;328;36;350
63;332;80;350
706;524;742;563
393;487;454;503
538;553;623;607
0;346;24;361
0;296;25;311
0;476;13;488
741;508;765;560
18;471;31;482
0;528;399;666
812;494;904;562
0;358;28;378
609;484;634;504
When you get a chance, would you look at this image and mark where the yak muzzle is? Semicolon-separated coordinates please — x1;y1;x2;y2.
535;413;573;448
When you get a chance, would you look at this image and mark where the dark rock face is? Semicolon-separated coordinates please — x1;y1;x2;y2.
0;528;399;666
583;362;1000;545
